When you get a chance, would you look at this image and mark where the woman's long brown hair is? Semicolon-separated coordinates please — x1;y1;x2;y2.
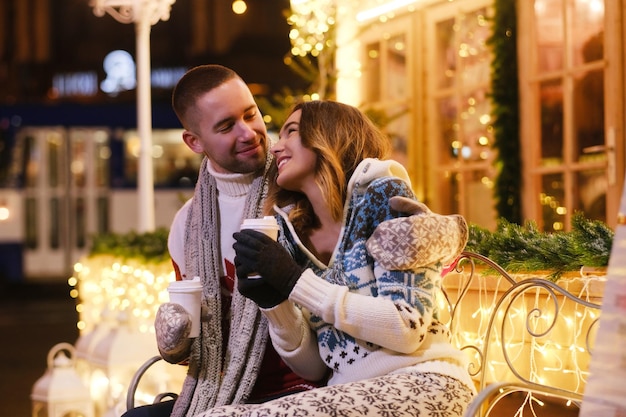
265;100;391;235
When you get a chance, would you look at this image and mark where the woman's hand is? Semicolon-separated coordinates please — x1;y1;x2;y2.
237;275;287;308
233;229;304;298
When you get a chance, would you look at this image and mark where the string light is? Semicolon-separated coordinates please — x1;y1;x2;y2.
442;264;603;395
288;0;337;58
71;256;173;335
70;250;603;413
69;256;182;415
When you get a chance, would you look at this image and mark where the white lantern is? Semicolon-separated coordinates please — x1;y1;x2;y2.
31;342;95;417
75;307;116;387
88;312;158;416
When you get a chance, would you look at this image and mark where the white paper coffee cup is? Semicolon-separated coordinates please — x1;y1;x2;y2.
240;216;279;278
241;216;279;240
167;276;202;337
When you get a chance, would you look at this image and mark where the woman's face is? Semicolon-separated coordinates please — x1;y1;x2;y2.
272;109;318;193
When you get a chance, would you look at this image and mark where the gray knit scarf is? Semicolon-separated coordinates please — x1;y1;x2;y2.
171;155;273;417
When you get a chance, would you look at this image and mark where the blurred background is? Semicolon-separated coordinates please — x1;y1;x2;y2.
0;0;307;285
1;0;622;285
0;1;622;415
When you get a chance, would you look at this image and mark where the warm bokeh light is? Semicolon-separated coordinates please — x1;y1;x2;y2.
71;256;173;334
288;0;335;58
232;0;247;15
70;255;185;416
440;265;603;395
0;205;9;221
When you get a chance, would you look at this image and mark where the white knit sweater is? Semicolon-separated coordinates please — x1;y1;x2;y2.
263;159;473;389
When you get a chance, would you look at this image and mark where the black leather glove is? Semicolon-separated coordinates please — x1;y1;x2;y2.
236;274;287;308
233;229;304;298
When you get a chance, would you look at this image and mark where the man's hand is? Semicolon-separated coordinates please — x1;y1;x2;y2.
233;229;304;298
389;196;430;215
155;302;193;363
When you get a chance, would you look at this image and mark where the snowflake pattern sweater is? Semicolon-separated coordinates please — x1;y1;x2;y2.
263;158;471;387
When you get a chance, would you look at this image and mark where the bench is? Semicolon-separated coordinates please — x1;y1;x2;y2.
443;252;603;416
127;251;604;416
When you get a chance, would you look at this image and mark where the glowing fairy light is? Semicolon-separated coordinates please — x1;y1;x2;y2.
288;0;336;57
69;254;185;415
441;259;604;397
71;255;174;334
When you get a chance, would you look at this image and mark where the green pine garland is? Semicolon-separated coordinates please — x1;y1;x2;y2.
89;227;171;263
487;0;522;224
86;213;613;282
465;213;613;281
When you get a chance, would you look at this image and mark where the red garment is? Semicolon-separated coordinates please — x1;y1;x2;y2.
248;337;322;401
172;258;323;401
221;260;323;402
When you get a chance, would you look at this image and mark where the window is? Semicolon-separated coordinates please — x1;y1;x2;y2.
361;16;413;173
426;0;496;227
111;129;202;189
519;0;622;230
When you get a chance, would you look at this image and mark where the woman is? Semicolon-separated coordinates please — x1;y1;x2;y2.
201;100;474;416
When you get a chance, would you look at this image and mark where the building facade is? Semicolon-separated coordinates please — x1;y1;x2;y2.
1;0;623;281
334;0;624;232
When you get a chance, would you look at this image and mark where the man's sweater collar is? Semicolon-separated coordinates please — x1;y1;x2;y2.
207;159;254;198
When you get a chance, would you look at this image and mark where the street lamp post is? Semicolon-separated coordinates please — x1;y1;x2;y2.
90;0;177;233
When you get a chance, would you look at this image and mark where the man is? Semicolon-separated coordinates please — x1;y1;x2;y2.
124;65;322;417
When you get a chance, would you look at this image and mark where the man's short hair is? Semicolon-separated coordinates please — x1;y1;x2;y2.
172;64;240;128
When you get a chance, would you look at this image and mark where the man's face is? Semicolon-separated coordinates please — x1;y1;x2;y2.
182;78;268;174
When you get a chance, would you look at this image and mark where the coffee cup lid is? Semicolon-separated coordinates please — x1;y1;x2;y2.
242;216;278;227
168;276;202;290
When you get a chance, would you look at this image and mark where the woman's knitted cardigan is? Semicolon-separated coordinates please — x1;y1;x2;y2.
171;155;273;417
265;158;470;386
